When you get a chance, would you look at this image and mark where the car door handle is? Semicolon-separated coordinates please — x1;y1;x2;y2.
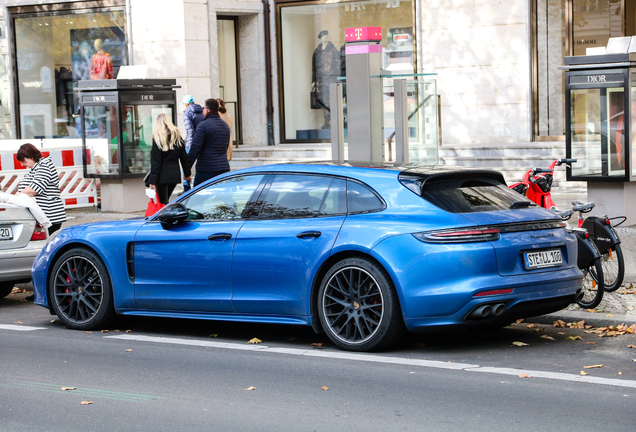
208;233;232;241
296;231;322;239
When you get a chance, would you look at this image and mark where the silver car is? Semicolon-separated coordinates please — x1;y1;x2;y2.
0;202;47;298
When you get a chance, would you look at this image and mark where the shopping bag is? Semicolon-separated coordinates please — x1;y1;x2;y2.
145;199;165;217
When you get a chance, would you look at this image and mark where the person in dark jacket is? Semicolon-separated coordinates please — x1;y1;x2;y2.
189;98;231;187
147;114;192;205
182;95;204;193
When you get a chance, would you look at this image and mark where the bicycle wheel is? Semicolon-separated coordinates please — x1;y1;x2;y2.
577;257;604;309
600;244;624;292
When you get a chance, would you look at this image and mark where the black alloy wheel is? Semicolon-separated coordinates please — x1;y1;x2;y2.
49;248;114;330
600;245;625;292
577;257;604;309
318;257;405;351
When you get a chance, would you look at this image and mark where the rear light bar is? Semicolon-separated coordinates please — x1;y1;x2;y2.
474;288;513;297
413;227;500;243
30;223;47;241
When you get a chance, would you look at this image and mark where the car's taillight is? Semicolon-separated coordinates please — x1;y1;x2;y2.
413;227;500;243
474;288;513;297
30;223;47;241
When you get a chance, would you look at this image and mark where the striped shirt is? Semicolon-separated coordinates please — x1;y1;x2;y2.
18;156;67;224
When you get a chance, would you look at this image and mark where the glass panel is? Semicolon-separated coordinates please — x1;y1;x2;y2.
346;180;383;213
259;174;333;219
573;0;623;56
217;19;240;144
14;10;127;139
632;86;636;178
607;88;625;176
570;88;603;177
182;175;265;221
0;18;10;139
280;0;414;141
83;105;119;176
536;0;566;137
120;104;172;175
320;178;346;215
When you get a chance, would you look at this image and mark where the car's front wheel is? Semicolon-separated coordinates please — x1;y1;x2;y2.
48;248;115;330
0;282;15;298
318;257;405;351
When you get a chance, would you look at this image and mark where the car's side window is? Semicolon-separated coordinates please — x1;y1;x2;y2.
259;174;333;219
181;175;265;221
347;180;384;214
319;178;346;215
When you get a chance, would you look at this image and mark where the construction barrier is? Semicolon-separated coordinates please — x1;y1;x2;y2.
0;139;98;209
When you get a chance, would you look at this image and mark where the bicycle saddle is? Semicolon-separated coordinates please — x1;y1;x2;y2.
553;209;573;220
571;201;595;212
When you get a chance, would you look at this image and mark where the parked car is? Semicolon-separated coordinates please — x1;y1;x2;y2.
0;202;48;298
31;164;582;351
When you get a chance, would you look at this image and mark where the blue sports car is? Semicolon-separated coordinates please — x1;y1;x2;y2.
32;164;581;351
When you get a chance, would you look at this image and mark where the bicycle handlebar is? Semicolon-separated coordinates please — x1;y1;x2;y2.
556;158;577;165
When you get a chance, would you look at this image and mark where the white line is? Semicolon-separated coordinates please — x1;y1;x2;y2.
0;324;47;332
106;334;636;389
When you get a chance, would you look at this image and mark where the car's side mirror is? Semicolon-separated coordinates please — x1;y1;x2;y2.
157;203;188;229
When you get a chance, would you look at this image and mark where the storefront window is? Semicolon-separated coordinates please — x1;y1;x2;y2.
0;18;11;139
120;104;172;175
84;105;119;175
14;10;127;139
279;0;414;142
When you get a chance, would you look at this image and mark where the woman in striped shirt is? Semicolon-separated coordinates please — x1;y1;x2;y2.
16;143;67;236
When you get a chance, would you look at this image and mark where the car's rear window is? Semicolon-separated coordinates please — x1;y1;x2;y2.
400;174;533;213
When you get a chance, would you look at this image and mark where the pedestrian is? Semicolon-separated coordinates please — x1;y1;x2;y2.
16;143;66;237
188;98;231;187
147;113;192;205
182;95;205;192
217;98;233;161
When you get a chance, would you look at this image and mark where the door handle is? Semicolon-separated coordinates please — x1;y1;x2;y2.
208;233;232;241
296;231;322;239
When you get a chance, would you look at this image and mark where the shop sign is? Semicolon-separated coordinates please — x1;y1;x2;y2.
345;27;382;43
82;95;117;104
570;74;624;85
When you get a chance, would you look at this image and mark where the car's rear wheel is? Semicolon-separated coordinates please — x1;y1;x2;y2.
49;248;114;330
318;257;405;351
0;282;15;298
577;257;604;309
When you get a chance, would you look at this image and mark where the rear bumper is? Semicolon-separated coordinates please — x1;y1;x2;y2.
0;242;44;283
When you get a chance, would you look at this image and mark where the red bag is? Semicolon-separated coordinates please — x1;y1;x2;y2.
144;199;165;217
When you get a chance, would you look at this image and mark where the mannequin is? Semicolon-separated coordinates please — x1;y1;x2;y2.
311;30;341;129
90;39;114;80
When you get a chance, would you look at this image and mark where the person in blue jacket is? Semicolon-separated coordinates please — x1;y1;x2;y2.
188;98;231;187
182;95;204;192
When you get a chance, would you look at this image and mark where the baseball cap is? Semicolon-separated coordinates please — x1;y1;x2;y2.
183;95;194;104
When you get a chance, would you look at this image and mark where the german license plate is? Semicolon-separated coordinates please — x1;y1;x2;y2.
0;226;13;241
524;249;562;270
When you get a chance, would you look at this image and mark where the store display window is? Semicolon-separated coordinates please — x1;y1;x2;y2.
13;9;127;139
278;0;414;142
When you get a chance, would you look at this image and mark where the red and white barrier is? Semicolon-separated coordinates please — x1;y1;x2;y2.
0;140;98;209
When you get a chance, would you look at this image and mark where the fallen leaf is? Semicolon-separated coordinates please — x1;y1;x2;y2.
586;342;597;345
619;372;623;375
126;330;132;333
575;321;586;329
580;371;588;376
13;321;22;324
209;334;218;338
50;320;57;323
606;314;614;317
322;386;329;390
311;342;324;347
628;344;636;349
553;320;566;328
84;331;92;334
113;330;120;332
567;336;582;341
526;324;536;329
557;332;565;335
516;319;525;324
540;335;555;341
80;401;93;405
101;330;109;333
125;349;132;352
512;341;529;347
61;387;76;391
586;309;596;313
583;364;604;369
518;374;531;378
240;386;256;391
247;338;262;344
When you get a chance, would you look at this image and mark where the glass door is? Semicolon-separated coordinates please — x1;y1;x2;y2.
217;17;241;146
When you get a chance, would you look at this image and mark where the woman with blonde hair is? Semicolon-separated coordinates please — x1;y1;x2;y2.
147;113;192;204
217;98;233;160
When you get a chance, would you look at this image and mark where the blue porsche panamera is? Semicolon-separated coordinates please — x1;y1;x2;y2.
32;163;582;351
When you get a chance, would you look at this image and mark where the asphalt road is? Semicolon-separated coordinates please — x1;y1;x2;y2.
1;291;636;432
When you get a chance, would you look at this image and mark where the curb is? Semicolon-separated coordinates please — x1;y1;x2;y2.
529;310;636;327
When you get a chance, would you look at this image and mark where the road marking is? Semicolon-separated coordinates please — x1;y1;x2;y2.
0;381;164;402
0;324;47;331
107;334;636;390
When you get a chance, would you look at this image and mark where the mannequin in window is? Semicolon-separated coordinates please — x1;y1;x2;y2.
90;39;114;80
311;30;341;129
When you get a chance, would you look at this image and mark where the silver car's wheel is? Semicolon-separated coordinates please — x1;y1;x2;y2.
49;248;114;330
318;257;404;351
0;282;15;298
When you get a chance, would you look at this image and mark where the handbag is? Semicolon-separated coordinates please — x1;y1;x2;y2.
144;188;165;217
310;83;320;109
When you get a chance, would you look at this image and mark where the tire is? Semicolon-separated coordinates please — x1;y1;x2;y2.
600;244;625;292
577;257;604;309
0;282;15;298
317;257;405;352
48;248;115;330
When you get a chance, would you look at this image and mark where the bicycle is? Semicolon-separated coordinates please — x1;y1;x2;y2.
509;158;625;292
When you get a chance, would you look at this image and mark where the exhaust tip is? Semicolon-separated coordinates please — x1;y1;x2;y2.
492;303;505;316
470;304;492;319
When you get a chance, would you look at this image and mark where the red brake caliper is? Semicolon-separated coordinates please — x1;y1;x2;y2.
65;268;76;303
